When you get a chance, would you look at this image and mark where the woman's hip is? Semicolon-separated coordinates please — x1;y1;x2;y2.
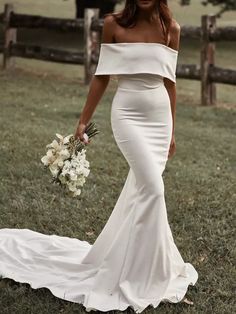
110;83;173;165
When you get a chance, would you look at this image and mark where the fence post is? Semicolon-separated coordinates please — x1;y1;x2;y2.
84;8;100;85
201;15;216;106
3;4;17;70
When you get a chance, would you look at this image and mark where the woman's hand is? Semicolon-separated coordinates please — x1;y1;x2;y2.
168;134;176;159
74;122;90;145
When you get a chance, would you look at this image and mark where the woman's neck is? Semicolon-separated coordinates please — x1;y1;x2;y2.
136;8;159;23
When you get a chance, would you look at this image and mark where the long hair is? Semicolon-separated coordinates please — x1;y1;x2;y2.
106;0;173;45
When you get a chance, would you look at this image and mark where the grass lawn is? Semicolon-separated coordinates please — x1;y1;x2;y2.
0;0;235;313
0;67;235;313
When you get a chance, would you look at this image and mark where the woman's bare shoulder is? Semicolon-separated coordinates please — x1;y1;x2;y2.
168;19;181;51
103;13;120;29
170;18;181;34
101;14;118;43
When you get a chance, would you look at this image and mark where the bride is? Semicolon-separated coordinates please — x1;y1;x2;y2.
0;0;198;312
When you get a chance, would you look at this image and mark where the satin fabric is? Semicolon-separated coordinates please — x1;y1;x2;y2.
0;45;198;313
95;43;178;83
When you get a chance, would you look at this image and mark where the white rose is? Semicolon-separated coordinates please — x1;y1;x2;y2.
60;149;70;160
49;165;59;177
41;155;49;166
52;156;64;168
70;174;78;181
83;168;90;177
63;134;73;144
46;139;60;150
41;149;56;166
73;189;81;197
67;182;77;192
57;160;64;168
55;133;63;141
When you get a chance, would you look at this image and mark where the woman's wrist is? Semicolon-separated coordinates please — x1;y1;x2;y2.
78;118;88;126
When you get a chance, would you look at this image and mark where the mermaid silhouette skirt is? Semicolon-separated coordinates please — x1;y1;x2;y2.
0;73;198;313
0;43;198;313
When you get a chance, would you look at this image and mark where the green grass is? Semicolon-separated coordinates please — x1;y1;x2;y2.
0;1;235;313
0;67;235;314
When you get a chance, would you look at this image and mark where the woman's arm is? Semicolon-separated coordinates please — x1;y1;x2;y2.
164;20;181;159
74;15;116;143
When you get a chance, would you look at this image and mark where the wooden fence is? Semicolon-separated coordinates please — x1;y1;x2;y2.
0;4;236;105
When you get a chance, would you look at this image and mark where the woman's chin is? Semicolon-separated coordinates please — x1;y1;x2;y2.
138;0;155;8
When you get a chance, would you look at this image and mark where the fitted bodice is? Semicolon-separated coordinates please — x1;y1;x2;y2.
117;73;164;90
94;42;178;83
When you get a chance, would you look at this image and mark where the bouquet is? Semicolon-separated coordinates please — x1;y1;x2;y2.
41;122;99;197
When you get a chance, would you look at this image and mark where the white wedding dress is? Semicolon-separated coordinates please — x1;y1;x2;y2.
0;43;198;313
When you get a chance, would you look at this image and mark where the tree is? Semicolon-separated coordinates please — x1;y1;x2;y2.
75;0;120;18
180;0;236;17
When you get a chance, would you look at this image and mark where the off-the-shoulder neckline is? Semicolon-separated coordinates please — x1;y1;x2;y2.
101;42;178;54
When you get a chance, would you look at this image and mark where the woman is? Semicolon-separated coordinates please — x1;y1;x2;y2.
0;0;198;312
75;0;198;308
76;0;198;309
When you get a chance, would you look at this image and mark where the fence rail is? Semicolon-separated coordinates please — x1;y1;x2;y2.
10;43;85;64
1;11;236;39
5;13;85;31
0;4;236;105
